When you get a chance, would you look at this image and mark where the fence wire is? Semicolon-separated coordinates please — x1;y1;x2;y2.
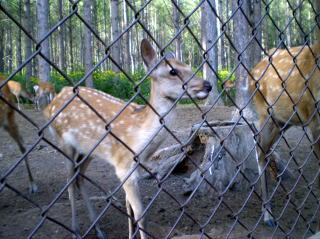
0;0;320;239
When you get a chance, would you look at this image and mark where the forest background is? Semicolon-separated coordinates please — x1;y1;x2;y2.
0;0;318;106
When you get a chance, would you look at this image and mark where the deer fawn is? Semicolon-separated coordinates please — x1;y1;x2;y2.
7;80;34;110
0;77;37;193
44;39;212;239
249;39;320;227
33;82;56;111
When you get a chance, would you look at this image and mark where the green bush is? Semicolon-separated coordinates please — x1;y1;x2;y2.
92;70;150;104
1;69;236;106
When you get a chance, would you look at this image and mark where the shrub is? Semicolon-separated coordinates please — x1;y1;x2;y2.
1;69;236;106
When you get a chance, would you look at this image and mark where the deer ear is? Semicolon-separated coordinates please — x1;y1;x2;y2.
141;39;157;68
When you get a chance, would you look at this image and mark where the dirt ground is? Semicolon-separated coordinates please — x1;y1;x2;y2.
0;104;319;239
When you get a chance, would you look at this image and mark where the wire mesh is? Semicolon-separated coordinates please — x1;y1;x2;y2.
0;0;320;238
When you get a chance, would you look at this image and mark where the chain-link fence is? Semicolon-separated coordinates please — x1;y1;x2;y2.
0;0;320;238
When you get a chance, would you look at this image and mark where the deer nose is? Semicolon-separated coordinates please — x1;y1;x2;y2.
204;81;212;92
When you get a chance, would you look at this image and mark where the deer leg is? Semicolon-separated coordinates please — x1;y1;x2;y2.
308;118;320;230
126;199;134;238
118;169;147;239
76;156;107;239
256;117;280;227
49;93;54;102
4;119;37;193
37;96;41;111
15;95;21;110
35;96;40;111
64;146;81;239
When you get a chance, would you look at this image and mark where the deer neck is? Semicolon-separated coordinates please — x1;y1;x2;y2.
131;79;177;160
146;79;177;121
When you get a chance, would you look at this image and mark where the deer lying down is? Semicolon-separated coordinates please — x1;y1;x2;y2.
249;39;320;228
0;77;37;193
44;39;212;239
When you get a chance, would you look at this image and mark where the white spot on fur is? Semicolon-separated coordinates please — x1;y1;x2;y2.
62;132;78;148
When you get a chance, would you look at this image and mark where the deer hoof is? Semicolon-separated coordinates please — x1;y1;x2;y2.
265;218;277;227
96;230;107;239
29;183;38;194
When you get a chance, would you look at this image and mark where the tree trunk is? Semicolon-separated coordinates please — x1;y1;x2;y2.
286;2;291;47
173;0;183;61
92;0;100;65
17;0;23;69
110;0;121;73
68;3;74;72
250;0;262;67
37;0;50;82
7;22;13;73
0;26;4;73
58;0;66;71
298;1;304;45
84;0;93;87
315;0;320;42
232;0;255;120
225;0;231;69
123;0;132;73
201;0;224;105
218;0;226;69
128;0;134;73
103;0;108;71
25;0;33;85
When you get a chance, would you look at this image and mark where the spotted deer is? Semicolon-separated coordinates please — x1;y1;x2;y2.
249;37;320;226
44;39;212;239
0;77;37;193
7;80;34;110
33;81;56;111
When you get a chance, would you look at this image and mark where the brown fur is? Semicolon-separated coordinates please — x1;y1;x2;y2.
7;80;33;109
0;76;37;193
44;39;212;239
249;40;320;226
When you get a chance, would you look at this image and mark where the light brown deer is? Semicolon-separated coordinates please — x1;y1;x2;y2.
0;77;37;193
33;82;56;111
7;80;34;110
223;79;235;92
249;39;320;227
43;39;212;239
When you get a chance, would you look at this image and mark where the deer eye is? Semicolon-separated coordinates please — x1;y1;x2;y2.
169;69;178;76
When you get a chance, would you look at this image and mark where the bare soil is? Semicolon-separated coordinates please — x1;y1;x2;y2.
0;105;319;239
